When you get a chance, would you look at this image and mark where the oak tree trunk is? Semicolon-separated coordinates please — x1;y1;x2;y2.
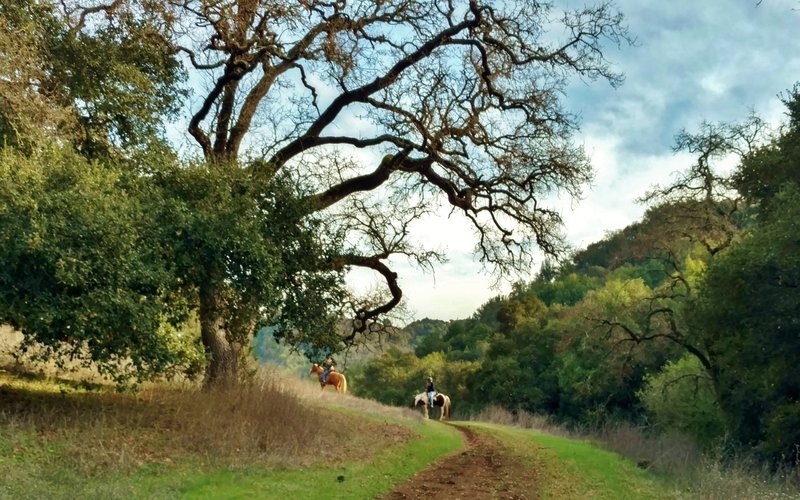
199;281;242;387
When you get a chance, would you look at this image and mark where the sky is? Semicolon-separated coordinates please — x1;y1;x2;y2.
379;0;800;322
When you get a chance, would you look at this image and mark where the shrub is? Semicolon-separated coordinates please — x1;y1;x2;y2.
638;354;725;451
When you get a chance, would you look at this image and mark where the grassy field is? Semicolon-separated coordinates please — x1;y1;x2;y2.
174;420;462;499
0;367;466;499
0;420;462;499
2;365;797;499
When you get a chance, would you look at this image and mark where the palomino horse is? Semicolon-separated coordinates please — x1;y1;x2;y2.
412;392;452;421
310;363;348;393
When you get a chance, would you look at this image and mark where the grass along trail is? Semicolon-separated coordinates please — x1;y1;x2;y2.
0;365;682;499
380;421;675;500
379;424;539;499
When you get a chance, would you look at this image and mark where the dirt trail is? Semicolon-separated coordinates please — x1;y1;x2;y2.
378;424;539;499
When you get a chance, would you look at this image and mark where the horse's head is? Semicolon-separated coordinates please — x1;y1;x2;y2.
412;393;427;407
310;363;319;374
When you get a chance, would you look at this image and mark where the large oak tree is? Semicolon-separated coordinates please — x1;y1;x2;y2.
157;0;630;383
5;0;631;385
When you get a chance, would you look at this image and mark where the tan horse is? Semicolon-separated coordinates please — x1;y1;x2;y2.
412;392;452;420
310;363;348;393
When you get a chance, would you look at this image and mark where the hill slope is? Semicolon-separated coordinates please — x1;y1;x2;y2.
0;368;678;499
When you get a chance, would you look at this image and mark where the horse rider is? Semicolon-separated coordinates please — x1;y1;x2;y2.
425;376;436;407
321;354;336;384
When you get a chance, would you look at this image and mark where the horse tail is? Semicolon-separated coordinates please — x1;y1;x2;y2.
341;373;348;394
445;396;452;419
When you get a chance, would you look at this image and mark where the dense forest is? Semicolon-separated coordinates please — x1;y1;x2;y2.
1;0;797;471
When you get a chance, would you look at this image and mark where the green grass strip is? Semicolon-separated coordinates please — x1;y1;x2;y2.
462;423;680;500
171;419;462;499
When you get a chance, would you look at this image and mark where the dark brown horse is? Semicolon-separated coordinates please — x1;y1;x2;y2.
412;392;452;420
310;363;348;393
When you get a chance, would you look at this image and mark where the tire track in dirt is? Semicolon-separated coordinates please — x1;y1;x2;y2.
378;423;539;499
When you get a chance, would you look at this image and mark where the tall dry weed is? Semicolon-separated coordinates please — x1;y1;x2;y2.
598;423;703;473
0;366;417;475
598;422;800;498
468;405;571;437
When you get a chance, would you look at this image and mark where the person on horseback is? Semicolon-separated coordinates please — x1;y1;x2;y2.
425;376;436;407
321;354;336;384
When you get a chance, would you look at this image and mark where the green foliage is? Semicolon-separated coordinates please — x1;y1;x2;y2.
471;322;560;414
441;319;494;361
349;350;421;406
414;317;493;361
0;1;71;148
150;160;347;358
497;292;547;331
414;329;448;358
573;224;643;270
638;355;725;450
735;84;800;210
151;161;286;344
0;146;194;381
404;318;448;347
0;0;185;155
0;144;344;383
576;277;652;323
607;261;671;289
471;296;503;329
552;278;680;426
528;270;602;307
57;18;186;154
689;185;800;463
349;350;479;410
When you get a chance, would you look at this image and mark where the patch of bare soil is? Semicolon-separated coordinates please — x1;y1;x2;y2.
378;424;540;499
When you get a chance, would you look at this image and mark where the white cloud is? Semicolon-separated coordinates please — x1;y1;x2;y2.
699;73;729;97
557;134;693;248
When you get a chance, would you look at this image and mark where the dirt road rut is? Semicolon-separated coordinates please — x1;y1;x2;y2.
378;424;539;499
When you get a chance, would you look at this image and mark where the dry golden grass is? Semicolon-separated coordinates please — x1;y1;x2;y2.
0;362;421;477
468;405;573;438
0;325;119;385
597;423;703;472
